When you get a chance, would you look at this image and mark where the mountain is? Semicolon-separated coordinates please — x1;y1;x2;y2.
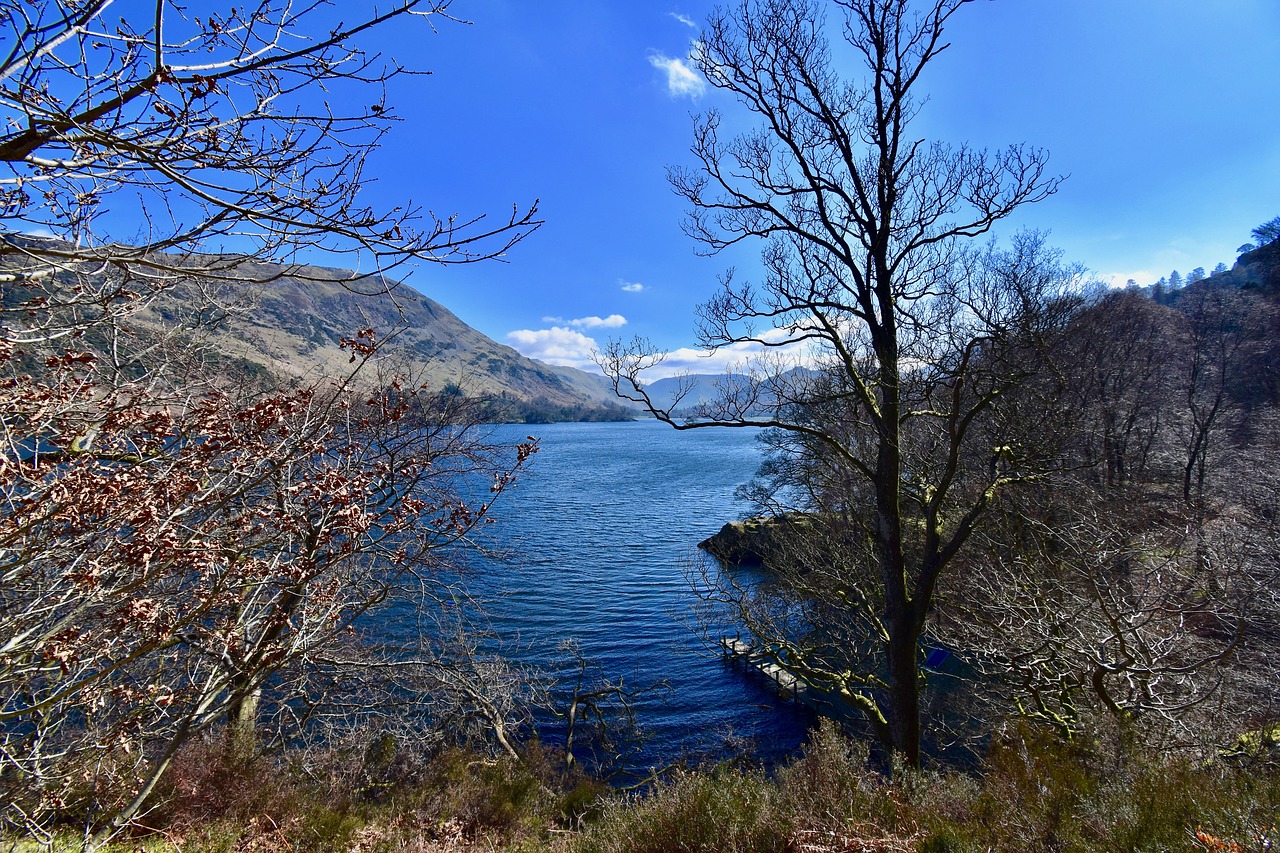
639;368;819;415
138;257;636;420
639;373;738;412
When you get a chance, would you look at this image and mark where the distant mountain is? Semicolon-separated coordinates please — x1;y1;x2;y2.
639;368;819;416
639;373;739;412
136;257;636;420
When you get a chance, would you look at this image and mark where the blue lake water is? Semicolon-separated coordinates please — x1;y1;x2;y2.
461;419;814;769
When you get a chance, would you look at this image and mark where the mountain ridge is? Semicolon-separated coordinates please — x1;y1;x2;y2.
136;256;636;419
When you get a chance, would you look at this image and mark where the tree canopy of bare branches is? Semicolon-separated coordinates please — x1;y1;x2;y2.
0;0;540;303
0;339;537;844
601;0;1069;769
0;3;546;846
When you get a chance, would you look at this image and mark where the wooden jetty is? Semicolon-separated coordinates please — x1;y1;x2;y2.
720;636;869;724
722;637;964;738
719;637;808;700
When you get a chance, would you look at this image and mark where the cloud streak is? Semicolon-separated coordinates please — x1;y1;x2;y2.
620;281;645;293
649;52;706;99
539;314;628;328
668;12;696;28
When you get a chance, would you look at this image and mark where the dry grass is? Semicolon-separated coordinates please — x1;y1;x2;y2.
11;717;1277;852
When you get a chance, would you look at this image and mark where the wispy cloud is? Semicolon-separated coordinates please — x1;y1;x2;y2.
540;312;624;325
620;281;645;293
649;52;706;99
668;11;696;28
541;314;629;329
505;326;601;371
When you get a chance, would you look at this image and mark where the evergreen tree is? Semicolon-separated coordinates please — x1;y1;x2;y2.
1251;216;1280;247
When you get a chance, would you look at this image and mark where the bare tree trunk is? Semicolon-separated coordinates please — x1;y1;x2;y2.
885;623;922;769
225;679;261;762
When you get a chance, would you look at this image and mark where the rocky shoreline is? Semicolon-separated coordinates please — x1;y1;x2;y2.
697;512;816;568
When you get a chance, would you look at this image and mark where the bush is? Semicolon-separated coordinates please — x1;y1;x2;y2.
571;717;1279;853
132;733;574;851
574;767;790;853
14;716;1277;852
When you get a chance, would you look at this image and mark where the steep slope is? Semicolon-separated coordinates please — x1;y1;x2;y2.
141;257;633;413
1233;239;1280;294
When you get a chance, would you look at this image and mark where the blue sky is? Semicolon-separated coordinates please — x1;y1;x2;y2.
356;2;1278;374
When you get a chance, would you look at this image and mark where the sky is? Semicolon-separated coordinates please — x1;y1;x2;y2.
99;2;1280;377
372;0;1279;377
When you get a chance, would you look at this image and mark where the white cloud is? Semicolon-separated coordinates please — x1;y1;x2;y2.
640;343;783;381
620;281;645;293
637;333;803;379
509;316;626;368
649;52;706;99
669;12;696;28
647;346;755;379
636;328;822;380
569;314;627;329
505;326;600;371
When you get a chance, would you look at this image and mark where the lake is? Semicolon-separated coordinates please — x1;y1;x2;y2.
465;419;814;771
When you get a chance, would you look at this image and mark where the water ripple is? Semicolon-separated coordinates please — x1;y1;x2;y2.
379;420;814;768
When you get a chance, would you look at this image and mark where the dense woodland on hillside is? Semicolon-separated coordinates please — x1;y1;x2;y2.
1;0;1278;851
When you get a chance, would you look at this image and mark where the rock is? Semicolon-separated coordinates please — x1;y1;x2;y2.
698;512;814;568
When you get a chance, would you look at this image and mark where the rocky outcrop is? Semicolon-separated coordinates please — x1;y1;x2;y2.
697;512;816;568
1235;239;1280;294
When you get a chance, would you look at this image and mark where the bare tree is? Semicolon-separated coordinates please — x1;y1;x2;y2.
602;0;1065;769
1174;287;1261;507
535;640;672;782
0;0;540;315
941;491;1246;742
0;340;537;844
1056;290;1182;490
0;3;545;845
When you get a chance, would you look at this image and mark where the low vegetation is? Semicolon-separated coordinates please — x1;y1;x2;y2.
16;718;1273;852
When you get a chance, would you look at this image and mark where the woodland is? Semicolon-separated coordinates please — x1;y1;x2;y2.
1;1;1277;851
